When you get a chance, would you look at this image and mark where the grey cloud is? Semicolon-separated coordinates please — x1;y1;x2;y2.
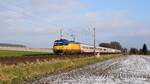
30;0;82;13
0;0;149;48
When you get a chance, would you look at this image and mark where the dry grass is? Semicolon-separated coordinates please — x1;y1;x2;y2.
0;54;122;84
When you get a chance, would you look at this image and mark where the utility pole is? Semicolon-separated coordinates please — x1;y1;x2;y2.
70;34;76;41
93;27;96;55
73;35;75;42
60;29;63;39
72;34;76;42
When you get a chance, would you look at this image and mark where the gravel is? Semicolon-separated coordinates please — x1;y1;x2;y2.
32;55;150;84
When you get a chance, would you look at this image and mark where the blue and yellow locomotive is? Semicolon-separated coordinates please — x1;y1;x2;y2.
53;39;81;54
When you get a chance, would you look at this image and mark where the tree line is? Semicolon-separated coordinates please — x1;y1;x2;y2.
129;44;150;55
99;42;149;55
99;41;122;50
0;43;26;48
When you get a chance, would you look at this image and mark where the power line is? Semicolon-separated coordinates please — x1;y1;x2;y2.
93;27;96;55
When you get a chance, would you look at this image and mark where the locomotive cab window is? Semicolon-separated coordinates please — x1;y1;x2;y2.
54;39;69;46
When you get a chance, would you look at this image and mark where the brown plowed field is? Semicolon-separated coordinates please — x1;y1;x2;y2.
0;56;54;64
0;55;93;65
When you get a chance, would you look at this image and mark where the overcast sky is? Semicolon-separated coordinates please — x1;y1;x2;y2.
0;0;150;49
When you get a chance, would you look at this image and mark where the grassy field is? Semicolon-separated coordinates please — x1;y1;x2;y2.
0;50;52;57
0;54;122;84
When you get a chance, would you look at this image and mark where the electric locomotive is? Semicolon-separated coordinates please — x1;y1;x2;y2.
53;39;81;54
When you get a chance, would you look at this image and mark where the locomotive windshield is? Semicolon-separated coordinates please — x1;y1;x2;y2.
54;39;70;46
